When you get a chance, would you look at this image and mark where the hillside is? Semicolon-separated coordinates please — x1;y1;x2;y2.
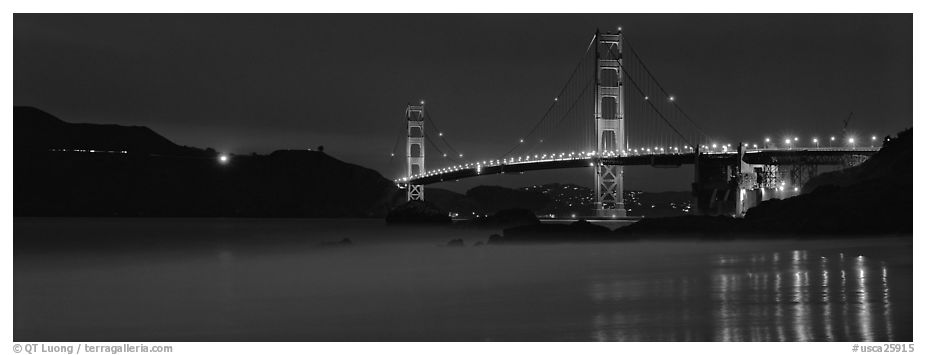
619;128;913;235
741;128;912;234
14;106;208;156
14;107;402;217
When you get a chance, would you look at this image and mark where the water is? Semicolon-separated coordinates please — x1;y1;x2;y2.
14;218;912;341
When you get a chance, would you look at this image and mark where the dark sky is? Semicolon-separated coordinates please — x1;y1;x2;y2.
14;14;912;192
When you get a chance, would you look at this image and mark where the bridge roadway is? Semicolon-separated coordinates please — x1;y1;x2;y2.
402;147;879;185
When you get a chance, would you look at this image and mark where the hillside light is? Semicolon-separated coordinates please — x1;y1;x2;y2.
218;154;229;164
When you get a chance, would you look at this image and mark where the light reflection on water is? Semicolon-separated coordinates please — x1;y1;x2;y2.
13;218;913;341
587;248;903;341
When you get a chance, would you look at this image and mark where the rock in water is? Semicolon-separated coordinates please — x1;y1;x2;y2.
318;238;353;248
446;239;465;247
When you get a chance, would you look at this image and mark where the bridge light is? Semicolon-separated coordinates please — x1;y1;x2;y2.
669;96;675;102
459;153;464;157
848;137;855;144
443;153;447;157
765;138;770;142
644;96;649;100
420;100;425;105
438;132;443;137
711;144;717;149
390;153;395;157
554;97;558;102
218;154;229;164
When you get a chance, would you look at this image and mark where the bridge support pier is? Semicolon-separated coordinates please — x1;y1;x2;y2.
595;164;626;218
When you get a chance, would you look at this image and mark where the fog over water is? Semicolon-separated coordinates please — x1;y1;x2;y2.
14;218;912;341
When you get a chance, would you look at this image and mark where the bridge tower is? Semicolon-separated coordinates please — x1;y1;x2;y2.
406;102;425;201
593;29;627;217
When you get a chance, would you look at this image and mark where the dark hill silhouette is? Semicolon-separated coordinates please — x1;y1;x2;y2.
15;106;207;156
463;185;551;213
14;107;403;217
741;128;912;234
803;129;912;192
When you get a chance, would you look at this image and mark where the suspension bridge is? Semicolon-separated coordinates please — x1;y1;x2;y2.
390;28;880;218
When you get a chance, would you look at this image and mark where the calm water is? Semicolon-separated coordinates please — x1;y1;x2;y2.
14;218;913;341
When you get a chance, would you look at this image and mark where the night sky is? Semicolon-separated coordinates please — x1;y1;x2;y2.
14;14;912;192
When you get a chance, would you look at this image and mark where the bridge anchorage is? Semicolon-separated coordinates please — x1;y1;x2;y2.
392;27;883;218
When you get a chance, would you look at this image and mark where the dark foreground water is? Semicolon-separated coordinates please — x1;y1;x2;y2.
14;218;912;341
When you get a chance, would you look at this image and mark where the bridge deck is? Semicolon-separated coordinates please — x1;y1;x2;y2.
401;148;879;185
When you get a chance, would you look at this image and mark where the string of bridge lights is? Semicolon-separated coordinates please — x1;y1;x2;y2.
395;133;883;182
